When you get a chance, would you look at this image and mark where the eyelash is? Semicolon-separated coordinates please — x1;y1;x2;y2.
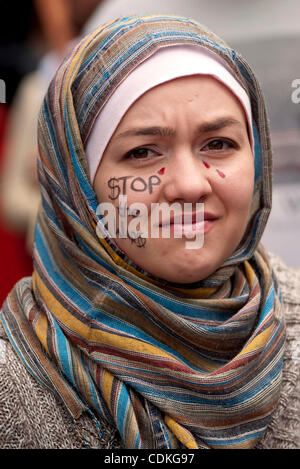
123;146;161;161
202;138;238;152
123;138;238;161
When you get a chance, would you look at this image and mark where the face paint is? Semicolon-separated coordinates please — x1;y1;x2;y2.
129;234;147;248
158;167;165;175
216;169;226;179
148;175;161;194
203;160;225;179
130;177;148;192
107;175;161;199
115;225;147;248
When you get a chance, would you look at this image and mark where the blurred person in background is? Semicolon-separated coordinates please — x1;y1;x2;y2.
0;0;102;305
0;0;102;103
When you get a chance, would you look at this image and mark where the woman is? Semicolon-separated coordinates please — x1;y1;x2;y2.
0;15;299;449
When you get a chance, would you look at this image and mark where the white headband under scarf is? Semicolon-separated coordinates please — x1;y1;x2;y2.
85;45;253;183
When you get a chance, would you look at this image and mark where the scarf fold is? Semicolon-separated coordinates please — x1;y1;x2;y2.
1;15;285;449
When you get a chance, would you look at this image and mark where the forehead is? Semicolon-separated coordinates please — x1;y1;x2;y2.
116;75;247;128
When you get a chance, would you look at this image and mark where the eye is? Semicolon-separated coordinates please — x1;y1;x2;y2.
202;139;237;152
124;146;161;160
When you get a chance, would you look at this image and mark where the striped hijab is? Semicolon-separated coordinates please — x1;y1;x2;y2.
1;16;285;449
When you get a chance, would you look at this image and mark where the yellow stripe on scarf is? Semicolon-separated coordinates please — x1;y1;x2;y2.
244;260;256;287
101;368;114;412
236;325;273;357
165;415;199;449
34;311;50;356
101;369;141;448
33;271;177;362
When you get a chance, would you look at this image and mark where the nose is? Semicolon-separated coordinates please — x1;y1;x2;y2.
161;148;213;203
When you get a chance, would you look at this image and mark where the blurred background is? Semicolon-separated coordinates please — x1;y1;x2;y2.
0;0;299;305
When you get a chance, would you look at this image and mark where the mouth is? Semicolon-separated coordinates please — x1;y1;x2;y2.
158;211;219;237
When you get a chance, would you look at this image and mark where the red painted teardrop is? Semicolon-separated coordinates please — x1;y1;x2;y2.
216;169;226;178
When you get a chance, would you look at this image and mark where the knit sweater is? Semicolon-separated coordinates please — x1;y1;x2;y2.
0;253;299;449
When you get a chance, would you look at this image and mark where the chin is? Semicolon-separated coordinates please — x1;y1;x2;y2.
128;240;229;284
152;257;220;284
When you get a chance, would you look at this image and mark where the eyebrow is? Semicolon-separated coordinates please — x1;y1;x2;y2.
116;126;176;139
197;117;244;134
115;117;245;140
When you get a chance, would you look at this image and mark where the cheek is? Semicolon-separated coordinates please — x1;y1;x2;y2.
94;169;163;217
220;162;254;215
93;167;110;203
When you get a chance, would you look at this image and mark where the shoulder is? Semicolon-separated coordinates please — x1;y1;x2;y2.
0;319;122;449
256;252;300;449
269;252;300;367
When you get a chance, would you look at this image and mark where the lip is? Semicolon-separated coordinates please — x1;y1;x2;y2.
159;211;219;226
172;219;216;237
158;211;219;237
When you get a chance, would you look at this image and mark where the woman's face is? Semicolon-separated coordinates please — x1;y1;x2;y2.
94;76;254;283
